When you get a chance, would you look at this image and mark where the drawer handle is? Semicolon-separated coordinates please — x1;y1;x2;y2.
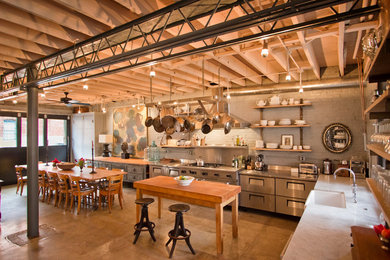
249;178;264;186
286;181;305;191
249;194;264;201
287;200;305;209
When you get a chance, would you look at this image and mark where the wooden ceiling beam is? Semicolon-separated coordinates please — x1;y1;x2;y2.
0;19;70;50
0;54;24;65
0;44;43;61
0;32;58;56
52;0;138;28
1;0;109;37
113;0;143;15
289;12;321;79
0;3;88;43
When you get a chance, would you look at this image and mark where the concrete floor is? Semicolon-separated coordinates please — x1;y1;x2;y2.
0;184;299;260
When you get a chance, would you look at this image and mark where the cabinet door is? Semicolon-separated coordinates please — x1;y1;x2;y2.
275;179;315;199
240;175;275;194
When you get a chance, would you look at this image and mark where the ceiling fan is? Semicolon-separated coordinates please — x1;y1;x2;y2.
45;92;91;106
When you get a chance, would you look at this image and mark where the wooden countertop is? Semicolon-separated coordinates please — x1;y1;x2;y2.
93;157;150;165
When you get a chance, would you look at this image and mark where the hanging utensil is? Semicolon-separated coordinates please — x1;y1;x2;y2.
201;118;213;134
224;94;234;134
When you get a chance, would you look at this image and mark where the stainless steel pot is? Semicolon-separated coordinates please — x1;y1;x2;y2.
201;118;213;134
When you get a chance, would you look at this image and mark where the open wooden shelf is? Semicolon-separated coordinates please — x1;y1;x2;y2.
253;103;312;109
366;178;390;225
364;89;390;116
161;145;248;149
251;124;310;128
254;148;312;152
367;143;390;161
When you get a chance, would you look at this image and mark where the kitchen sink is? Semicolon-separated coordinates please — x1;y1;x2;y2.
305;190;346;208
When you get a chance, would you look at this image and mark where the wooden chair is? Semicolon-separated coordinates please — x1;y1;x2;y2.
99;174;123;213
111;168;125;201
69;175;95;214
15;166;27;196
57;174;71;210
38;170;49;201
46;172;59;206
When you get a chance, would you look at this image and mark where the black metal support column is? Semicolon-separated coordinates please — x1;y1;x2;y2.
27;68;39;239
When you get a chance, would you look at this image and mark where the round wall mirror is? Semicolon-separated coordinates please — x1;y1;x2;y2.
322;123;352;153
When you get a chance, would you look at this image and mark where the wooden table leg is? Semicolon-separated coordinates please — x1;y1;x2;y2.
232;195;238;238
158;196;162;219
216;203;223;255
135;188;142;220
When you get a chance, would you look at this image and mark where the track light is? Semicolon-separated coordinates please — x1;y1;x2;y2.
261;40;269;58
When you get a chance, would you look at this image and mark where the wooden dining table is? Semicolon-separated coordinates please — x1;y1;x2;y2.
19;164;127;180
133;176;241;255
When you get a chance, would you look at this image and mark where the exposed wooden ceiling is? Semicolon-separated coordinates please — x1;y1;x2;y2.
0;0;379;107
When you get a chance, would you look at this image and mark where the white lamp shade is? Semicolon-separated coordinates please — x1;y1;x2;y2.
99;134;113;144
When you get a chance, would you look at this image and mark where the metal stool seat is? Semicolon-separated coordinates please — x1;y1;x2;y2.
166;203;195;258
133;198;156;244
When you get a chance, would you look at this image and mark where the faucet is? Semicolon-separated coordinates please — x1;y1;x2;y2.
333;168;357;203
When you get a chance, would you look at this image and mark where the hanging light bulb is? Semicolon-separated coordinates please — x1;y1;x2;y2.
83;84;88;90
158;101;162;105
13;100;18;104
299;71;303;93
102;107;106;113
285;73;291;81
132;104;136;108
78;106;81;114
227;93;231;99
261;40;269;58
150;69;156;77
41;93;46;98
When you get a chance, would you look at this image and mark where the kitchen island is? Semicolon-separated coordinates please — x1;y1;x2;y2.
282;175;382;259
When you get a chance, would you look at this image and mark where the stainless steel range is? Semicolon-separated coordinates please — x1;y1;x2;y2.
150;162;239;185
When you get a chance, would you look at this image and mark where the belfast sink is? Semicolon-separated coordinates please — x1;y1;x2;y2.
305;190;346;208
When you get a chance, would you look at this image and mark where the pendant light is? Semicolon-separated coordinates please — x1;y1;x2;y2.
261;39;269;58
299;71;304;93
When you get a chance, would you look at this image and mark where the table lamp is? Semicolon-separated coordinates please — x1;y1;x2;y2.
99;134;113;157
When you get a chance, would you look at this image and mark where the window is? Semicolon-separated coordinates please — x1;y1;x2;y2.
48;119;67;145
21;118;44;147
0;116;17;147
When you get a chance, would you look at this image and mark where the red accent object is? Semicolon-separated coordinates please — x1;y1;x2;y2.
374;224;385;235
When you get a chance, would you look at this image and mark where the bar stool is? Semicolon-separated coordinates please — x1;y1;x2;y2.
166;204;195;258
133;198;156;244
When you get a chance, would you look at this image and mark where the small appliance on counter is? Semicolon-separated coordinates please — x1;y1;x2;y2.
299;163;318;175
254;154;266;171
323;159;333;175
350;157;366;179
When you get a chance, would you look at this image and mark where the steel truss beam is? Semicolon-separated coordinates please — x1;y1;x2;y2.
0;0;380;96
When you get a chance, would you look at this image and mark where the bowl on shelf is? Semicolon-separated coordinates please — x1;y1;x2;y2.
280;145;292;149
266;143;279;149
279;119;291;125
303;145;311;150
260;120;268;126
294;119;306;125
174;176;195;186
57;162;76;170
268;120;276;126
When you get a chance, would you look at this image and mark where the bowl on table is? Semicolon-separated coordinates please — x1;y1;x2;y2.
57;162;76;170
174;176;195;186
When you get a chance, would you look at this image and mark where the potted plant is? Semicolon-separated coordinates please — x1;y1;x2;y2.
75;158;85;172
52;158;61;167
